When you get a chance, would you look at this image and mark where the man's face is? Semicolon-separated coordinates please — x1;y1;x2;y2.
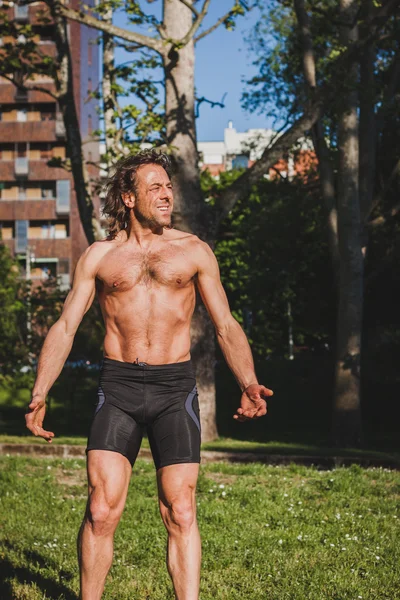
131;163;174;228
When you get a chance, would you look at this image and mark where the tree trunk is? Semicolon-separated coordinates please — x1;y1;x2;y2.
50;3;101;245
102;9;118;160
163;0;204;234
333;0;363;446
294;0;339;280
163;0;217;440
359;1;376;228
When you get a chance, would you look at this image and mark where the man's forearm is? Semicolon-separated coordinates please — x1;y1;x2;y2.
32;321;75;397
217;319;258;391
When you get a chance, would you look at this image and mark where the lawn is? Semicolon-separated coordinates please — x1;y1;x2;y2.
0;457;399;599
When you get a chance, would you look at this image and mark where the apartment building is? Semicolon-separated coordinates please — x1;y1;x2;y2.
0;0;100;288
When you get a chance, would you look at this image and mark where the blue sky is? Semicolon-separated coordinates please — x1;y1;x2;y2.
113;1;271;142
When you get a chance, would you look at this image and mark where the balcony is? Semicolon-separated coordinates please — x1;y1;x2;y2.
0;199;57;221
27;237;71;258
0;161;70;181
15;157;29;177
0;82;56;104
0;120;58;143
4;237;71;259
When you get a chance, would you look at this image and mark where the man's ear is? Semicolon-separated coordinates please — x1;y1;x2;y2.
121;192;135;208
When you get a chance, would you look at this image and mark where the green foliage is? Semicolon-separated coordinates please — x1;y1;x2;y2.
0;245;28;374
205;172;335;358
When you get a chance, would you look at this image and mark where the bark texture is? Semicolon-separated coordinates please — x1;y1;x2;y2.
163;0;205;235
102;9;120;159
333;0;363;446
294;0;339;280
50;3;101;244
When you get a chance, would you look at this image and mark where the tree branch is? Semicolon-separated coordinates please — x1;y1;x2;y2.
0;73;59;99
215;16;396;223
177;0;200;18
366;157;400;227
195;93;226;118
179;0;211;46
367;202;400;228
194;1;241;43
51;1;165;55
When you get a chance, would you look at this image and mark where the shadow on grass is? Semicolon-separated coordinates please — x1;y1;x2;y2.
0;542;77;600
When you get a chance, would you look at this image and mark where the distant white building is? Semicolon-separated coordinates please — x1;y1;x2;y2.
198;121;315;179
198;121;277;175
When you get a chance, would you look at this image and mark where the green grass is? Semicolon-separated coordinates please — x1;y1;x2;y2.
1;435;399;466
0;456;399;599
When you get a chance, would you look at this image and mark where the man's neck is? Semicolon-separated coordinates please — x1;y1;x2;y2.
126;220;164;248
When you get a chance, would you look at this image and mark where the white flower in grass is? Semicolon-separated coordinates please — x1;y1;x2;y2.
209;489;214;493
221;491;226;497
376;556;380;560
278;539;283;545
341;547;346;551
330;543;335;547
297;535;302;541
283;493;288;497
219;484;225;489
336;513;341;520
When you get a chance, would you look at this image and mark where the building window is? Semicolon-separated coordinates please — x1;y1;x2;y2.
41;184;55;199
17;108;27;122
88;43;92;66
56;180;70;214
88;78;92;92
18;185;26;200
15;219;28;252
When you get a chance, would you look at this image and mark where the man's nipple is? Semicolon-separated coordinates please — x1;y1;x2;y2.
113;281;119;287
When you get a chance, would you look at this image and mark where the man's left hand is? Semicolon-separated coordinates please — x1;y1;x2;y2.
233;384;273;422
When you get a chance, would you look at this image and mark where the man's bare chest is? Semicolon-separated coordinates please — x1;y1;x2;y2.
96;248;196;293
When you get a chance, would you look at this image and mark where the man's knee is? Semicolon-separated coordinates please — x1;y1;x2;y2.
86;490;122;536
161;496;196;535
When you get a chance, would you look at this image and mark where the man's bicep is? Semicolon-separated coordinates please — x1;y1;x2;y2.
59;253;97;335
196;244;232;329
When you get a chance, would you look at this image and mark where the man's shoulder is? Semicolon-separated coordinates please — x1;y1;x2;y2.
168;229;209;251
78;237;121;274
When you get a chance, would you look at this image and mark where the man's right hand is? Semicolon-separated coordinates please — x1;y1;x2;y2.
25;395;55;443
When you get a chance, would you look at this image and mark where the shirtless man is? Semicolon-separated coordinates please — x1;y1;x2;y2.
25;149;273;600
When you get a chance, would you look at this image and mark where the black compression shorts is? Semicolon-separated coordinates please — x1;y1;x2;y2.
86;357;201;470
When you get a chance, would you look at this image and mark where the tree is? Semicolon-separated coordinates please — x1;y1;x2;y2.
0;244;27;373
243;0;400;445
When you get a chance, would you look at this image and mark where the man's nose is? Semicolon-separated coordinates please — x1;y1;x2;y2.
161;186;173;200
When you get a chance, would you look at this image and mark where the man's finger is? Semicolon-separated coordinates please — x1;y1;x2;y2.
32;425;54;441
233;414;249;422
27;400;42;412
260;386;273;397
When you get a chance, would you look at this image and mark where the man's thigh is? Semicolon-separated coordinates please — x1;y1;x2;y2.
87;450;132;511
157;463;200;510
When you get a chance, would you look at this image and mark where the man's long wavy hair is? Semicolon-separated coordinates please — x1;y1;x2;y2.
102;149;173;239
